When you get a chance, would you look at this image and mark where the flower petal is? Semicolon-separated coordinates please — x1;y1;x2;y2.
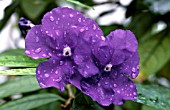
25;25;55;59
80;70;137;106
117;51;140;78
106;29;138;65
36;57;74;91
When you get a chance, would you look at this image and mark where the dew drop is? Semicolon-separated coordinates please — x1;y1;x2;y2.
45;74;49;77
42;54;46;57
133;92;137;95
55;21;58;24
45;31;48;34
130;85;133;88
93;24;96;30
55;70;58;74
40;82;46;88
25;50;30;55
55;76;62;82
132;73;136;78
70;14;73;18
48;52;52;56
78;18;81;22
80;28;84;32
137;65;140;69
50;16;54;21
35;37;39;42
35;48;42;53
113;84;117;87
132;67;136;72
60;61;64;65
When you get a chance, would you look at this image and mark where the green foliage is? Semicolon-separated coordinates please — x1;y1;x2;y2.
20;0;49;20
72;93;104;110
0;49;45;67
0;93;64;110
64;0;94;10
0;68;36;75
136;84;170;110
139;29;170;77
0;76;40;98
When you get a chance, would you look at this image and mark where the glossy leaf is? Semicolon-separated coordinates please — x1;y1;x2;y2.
0;76;40;98
72;93;104;110
0;93;65;110
139;29;170;77
136;84;170;110
21;0;48;19
0;68;36;75
64;0;94;10
0;49;45;67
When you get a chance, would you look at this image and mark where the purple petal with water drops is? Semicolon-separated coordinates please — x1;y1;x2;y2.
80;70;137;106
41;7;103;48
106;29;138;65
117;52;140;79
73;39;100;78
25;25;55;59
36;57;74;91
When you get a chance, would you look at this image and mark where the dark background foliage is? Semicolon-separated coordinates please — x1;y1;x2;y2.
0;0;170;110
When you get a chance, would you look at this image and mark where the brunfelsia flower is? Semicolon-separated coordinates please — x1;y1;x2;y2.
21;7;140;106
73;29;140;105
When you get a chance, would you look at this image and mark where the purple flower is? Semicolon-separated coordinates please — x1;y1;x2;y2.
73;29;139;105
22;7;140;106
24;7;103;91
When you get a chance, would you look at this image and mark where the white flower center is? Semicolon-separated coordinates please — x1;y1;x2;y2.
63;47;71;56
104;64;112;72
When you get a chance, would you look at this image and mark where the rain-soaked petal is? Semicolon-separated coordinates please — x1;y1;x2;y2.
80;70;137;106
106;29;138;65
36;57;74;91
25;25;55;59
117;52;140;79
41;7;103;48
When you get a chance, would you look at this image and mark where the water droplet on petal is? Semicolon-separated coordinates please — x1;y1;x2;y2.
113;84;117;87
137;65;140;69
130;85;133;88
132;67;136;72
60;61;64;65
35;48;42;53
69;14;73;18
55;76;62;82
80;28;84;32
48;52;52;56
42;54;46;57
25;50;30;55
40;82;46;88
55;21;58;24
93;24;96;30
78;18;81;22
133;92;137;95
55;70;58;74
35;37;39;42
132;73;136;78
45;73;49;77
50;16;54;21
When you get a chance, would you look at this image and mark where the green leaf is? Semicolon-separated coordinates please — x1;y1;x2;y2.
136;84;170;110
0;49;45;67
139;29;170;77
142;105;159;110
0;93;65;110
21;0;48;19
64;0;94;10
129;12;155;39
0;68;36;75
0;76;40;98
72;93;104;110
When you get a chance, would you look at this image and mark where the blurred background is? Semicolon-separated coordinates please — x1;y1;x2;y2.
0;0;170;110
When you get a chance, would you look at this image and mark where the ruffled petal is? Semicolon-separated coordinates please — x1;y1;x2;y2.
25;25;55;59
80;70;137;106
36;57;74;91
117;51;140;78
106;29;138;65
